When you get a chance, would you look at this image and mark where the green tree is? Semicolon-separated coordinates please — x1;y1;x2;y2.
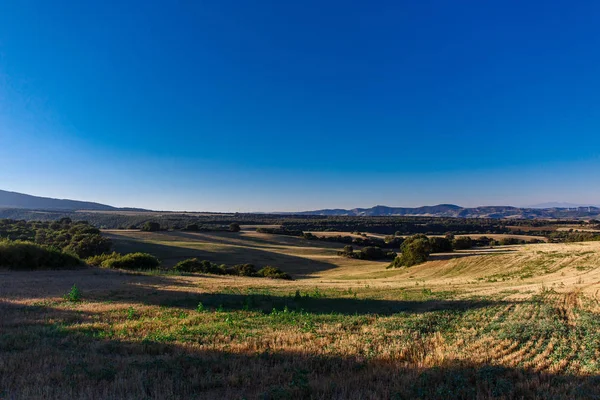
389;234;431;268
229;223;241;232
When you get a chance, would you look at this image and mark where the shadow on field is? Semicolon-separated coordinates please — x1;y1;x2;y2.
106;232;338;276
81;275;510;315
1;300;599;400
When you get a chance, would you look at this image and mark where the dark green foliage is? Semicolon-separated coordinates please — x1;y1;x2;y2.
256;227;303;236
231;263;257;276
229;223;241;232
100;253;160;270
0;240;83;270
63;284;81;302
173;258;292;279
0;219;111;258
389;235;432;268
257;266;292;280
173;258;226;274
338;246;396;261
453;236;473;250
429;237;453;253
184;224;199;231
141;222;161;232
499;237;526;246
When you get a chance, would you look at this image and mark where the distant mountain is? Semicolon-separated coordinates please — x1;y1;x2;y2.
300;204;600;219
527;202;600;209
0;189;146;211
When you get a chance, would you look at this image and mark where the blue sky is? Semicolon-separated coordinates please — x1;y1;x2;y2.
1;0;599;211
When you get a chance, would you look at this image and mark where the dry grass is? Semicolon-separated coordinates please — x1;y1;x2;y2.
2;231;600;399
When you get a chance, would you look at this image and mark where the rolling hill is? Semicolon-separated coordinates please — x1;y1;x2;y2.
0;189;144;211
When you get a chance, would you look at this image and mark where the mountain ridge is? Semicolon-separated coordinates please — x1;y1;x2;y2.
299;204;600;219
0;189;146;212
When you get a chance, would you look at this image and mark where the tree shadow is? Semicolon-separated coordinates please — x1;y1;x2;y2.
77;273;511;315
1;300;598;399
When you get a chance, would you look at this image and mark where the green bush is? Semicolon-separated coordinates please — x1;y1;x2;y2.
100;252;160;270
429;237;453;253
141;222;161;232
389;234;432;268
86;252;120;267
64;284;82;302
0;240;83;270
453;236;473;250
231;263;257;276
172;258;291;279
257;266;292;280
173;258;226;274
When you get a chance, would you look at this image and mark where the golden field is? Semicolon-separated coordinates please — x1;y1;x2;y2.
1;229;600;399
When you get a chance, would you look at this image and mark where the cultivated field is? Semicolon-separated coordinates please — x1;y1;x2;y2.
2;229;600;399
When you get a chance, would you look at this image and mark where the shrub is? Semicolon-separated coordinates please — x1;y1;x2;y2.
229;223;241;232
453;236;473;250
184;224;199;231
100;253;160;270
429;237;453;253
499;237;525;246
63;234;112;258
141;222;161;232
389;235;432;268
0;240;83;270
172;258;291;279
173;258;226;274
64;284;81;302
86;252;120;267
257;266;292;280
231;263;257;276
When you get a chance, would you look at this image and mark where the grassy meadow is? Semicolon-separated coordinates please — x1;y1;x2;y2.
2;228;600;399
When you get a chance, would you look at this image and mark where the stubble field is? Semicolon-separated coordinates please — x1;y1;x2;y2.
1;228;600;399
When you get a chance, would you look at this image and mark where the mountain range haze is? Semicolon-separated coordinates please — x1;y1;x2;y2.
1;189;598;219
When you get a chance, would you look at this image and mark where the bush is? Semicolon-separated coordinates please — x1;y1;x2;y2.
172;258;291;279
257;266;292;280
499;237;525;246
184;224;199;231
389;234;431;268
100;253;160;270
173;258;226;274
64;284;81;302
429;237;453;253
231;263;257;276
0;240;83;270
141;222;161;232
453;236;473;250
86;252;120;267
229;223;241;232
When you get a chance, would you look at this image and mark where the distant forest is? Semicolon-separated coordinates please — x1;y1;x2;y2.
1;208;597;237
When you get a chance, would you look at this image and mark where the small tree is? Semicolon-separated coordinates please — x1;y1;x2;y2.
229;223;241;232
389;234;431;268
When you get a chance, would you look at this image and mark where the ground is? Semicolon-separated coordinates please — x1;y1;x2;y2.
1;229;600;399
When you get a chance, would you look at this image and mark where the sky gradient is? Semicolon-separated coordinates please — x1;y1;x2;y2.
1;0;599;211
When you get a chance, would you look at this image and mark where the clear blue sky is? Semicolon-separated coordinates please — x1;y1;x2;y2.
1;0;599;211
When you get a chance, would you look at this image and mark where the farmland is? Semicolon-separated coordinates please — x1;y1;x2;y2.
2;228;600;398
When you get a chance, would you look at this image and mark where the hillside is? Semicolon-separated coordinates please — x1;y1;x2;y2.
0;189;144;211
301;204;600;219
